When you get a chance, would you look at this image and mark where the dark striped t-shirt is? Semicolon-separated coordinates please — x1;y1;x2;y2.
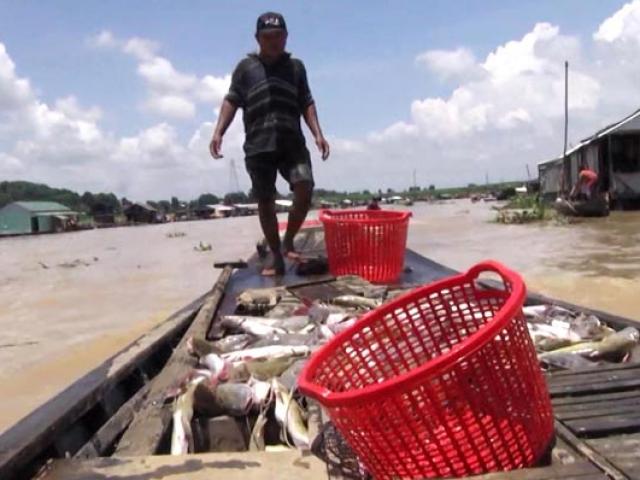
225;53;314;156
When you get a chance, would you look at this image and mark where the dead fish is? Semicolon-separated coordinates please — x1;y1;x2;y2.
537;337;573;352
319;324;335;340
248;377;272;407
171;377;204;455
221;316;287;336
272;378;309;448
200;353;230;381
226;362;251;383
249;408;269;451
222;345;311;363
570;314;613;341
523;305;574;323
279;358;307;391
236;288;282;314
249;333;315;349
187;337;220;357
326;312;354;326
210;334;252;353
165;369;216;402
329;317;358;335
528;322;582;343
243;356;297;381
222;315;310;334
193;382;253;417
540;327;640;361
540;353;600;370
332;295;380;310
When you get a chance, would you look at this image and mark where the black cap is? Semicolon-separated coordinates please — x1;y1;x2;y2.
256;12;287;34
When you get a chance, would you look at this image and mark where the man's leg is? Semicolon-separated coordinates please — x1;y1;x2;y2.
246;155;284;276
258;198;284;275
282;180;312;258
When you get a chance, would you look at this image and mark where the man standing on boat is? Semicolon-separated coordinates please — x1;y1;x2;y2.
570;165;598;200
210;12;330;276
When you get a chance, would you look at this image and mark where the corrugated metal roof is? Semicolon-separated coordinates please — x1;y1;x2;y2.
538;107;640;167
538;156;563;167
13;201;72;213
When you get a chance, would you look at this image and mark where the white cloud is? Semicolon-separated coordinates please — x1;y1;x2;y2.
123;37;159;61
197;74;231;103
318;14;636;192
4;2;640;200
55;96;103;122
0;43;33;111
89;30;228;121
87;30;117;48
594;0;640;43
0;39;239;199
136;57;196;92
415;47;478;80
0;153;24;173
145;94;196;119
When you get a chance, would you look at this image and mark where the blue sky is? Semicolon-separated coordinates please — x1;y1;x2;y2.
0;1;638;198
1;0;625;136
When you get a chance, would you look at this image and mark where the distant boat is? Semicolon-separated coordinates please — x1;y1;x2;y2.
554;197;610;217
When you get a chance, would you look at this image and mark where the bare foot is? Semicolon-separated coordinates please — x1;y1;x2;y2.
261;253;285;276
283;241;302;261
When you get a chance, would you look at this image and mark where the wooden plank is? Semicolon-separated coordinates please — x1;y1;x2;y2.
551;389;640;407
0;292;206;480
554;420;629;480
466;462;602;480
566;413;640;437
587;434;640;476
555;397;640;420
548;377;640;396
546;361;640;379
73;382;151;459
40;450;328;480
115;266;233;456
547;367;640;388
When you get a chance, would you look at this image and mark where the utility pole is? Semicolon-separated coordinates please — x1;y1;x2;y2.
564;61;569;158
562;60;569;195
412;169;417;189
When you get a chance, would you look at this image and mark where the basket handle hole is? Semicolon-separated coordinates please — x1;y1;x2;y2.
474;271;508;292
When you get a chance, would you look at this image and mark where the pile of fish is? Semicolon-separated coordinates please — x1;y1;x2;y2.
168;276;404;455
524;305;640;370
167;276;640;455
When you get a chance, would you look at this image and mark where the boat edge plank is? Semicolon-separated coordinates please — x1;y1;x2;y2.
114;266;232;456
0;291;208;479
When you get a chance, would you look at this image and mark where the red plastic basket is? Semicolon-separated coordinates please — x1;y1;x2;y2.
299;261;554;480
319;209;411;283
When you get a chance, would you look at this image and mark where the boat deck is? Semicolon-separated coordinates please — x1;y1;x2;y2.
5;227;640;479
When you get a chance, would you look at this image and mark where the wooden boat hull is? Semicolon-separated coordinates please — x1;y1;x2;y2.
554;197;610;217
1;227;639;479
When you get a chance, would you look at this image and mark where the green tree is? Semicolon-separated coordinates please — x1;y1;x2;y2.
157;200;171;213
197;193;220;206
224;191;249;205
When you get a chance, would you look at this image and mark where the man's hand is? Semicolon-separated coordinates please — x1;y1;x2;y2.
315;136;330;161
209;133;224;159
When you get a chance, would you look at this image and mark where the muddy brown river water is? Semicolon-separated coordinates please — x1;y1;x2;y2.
1;200;638;433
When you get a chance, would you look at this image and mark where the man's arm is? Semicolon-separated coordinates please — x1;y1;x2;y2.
303;103;330;161
210;99;238;159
